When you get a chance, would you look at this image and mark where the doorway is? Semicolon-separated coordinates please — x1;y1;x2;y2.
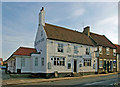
107;61;109;72
74;60;77;72
110;61;113;71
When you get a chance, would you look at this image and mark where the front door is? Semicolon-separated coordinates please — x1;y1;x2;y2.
103;60;106;70
74;60;77;72
107;61;109;72
110;61;113;71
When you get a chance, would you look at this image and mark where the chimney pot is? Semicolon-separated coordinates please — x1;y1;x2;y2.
41;7;44;11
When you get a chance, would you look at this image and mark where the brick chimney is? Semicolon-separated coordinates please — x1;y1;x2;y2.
83;26;90;36
39;7;45;26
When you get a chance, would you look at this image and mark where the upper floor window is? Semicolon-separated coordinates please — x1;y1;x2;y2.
113;49;116;56
99;46;102;54
86;47;90;55
35;57;38;66
106;47;110;55
58;43;64;53
74;46;78;54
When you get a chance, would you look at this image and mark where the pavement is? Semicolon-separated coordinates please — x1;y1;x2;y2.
2;72;118;86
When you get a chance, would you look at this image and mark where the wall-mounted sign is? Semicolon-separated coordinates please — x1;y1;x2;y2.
68;55;82;58
35;38;45;46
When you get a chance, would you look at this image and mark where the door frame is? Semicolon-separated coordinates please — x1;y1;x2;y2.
74;59;77;73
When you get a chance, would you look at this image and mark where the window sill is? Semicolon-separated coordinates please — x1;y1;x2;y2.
99;67;103;68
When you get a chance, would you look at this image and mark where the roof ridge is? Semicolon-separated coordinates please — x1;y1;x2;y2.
90;32;104;36
103;35;116;48
20;46;35;49
45;23;83;34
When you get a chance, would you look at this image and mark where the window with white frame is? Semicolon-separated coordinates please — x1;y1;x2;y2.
21;58;25;67
35;57;38;66
99;60;103;68
106;47;110;55
74;46;78;54
48;62;51;69
113;49;116;56
83;59;91;66
99;46;102;54
58;43;64;53
53;57;65;66
86;47;90;55
41;58;44;66
68;63;71;69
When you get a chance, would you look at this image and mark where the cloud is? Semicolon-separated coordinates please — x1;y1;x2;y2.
72;8;86;17
67;8;86;19
94;16;118;44
97;16;118;26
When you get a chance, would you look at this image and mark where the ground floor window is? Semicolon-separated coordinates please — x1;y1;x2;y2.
48;62;51;69
53;57;65;66
68;63;71;69
35;57;38;66
21;58;25;67
41;58;44;66
113;60;116;68
103;61;106;70
99;60;103;68
83;59;91;66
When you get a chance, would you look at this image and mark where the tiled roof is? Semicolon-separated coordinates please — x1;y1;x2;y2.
44;23;94;46
90;33;116;48
13;47;36;56
115;44;120;54
0;58;3;61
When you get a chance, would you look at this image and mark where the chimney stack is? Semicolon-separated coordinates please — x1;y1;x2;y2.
39;7;45;26
83;26;90;36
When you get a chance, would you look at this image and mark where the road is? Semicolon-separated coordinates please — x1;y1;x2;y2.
2;74;119;87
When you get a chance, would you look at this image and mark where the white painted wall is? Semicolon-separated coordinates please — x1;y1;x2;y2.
7;57;16;73
7;55;32;73
16;56;31;73
31;53;45;73
34;7;47;73
46;39;97;73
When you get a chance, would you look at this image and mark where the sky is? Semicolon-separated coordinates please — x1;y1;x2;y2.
1;2;118;60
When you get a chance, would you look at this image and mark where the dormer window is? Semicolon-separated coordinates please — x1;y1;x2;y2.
99;46;102;54
106;47;110;55
113;49;116;56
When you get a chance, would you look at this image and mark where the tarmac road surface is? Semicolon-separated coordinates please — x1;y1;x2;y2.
2;74;119;87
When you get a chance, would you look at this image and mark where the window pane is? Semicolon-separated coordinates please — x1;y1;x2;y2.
35;57;38;66
54;61;56;65
68;63;71;69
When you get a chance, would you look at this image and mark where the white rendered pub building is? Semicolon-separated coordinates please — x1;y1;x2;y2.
7;7;117;78
34;7;98;77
